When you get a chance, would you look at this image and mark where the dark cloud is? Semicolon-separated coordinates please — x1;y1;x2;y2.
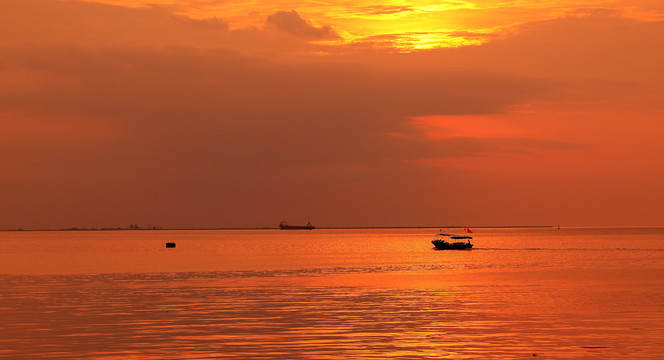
0;43;561;227
266;10;339;39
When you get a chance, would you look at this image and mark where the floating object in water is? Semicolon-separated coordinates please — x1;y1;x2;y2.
165;242;176;248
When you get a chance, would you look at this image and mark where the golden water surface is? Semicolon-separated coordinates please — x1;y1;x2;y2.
1;228;663;359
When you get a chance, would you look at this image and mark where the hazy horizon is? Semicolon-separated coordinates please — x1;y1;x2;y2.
6;224;664;232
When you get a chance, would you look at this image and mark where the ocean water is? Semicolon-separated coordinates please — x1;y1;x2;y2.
0;227;663;359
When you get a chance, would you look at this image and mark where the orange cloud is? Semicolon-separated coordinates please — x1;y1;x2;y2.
1;0;663;227
1;0;637;52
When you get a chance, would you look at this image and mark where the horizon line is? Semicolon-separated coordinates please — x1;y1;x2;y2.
1;225;557;232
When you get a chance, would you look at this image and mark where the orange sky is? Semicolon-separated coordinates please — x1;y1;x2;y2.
1;0;663;228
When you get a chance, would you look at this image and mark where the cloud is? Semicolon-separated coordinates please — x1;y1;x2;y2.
0;40;561;228
2;1;663;227
357;5;414;15
0;44;556;160
266;10;339;39
0;0;230;48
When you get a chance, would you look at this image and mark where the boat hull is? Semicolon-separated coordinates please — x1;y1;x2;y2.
432;240;473;250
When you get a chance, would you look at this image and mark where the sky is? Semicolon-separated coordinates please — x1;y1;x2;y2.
1;0;663;229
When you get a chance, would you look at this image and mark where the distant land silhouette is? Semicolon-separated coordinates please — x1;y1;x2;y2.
1;225;554;232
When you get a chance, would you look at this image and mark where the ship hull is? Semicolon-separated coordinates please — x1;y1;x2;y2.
279;221;315;230
432;240;473;250
279;225;315;230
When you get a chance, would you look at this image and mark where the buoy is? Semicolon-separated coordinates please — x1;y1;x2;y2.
165;242;176;248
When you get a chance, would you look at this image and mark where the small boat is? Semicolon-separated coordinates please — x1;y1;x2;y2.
279;221;315;230
431;231;473;250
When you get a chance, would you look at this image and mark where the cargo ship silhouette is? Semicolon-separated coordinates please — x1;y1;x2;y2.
279;221;315;230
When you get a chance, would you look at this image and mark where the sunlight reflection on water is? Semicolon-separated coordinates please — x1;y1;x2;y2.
2;269;664;359
1;228;664;359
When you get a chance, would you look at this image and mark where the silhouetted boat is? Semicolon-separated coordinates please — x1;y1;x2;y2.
431;232;473;250
279;221;315;230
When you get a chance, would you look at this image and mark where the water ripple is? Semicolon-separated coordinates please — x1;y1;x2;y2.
1;273;663;359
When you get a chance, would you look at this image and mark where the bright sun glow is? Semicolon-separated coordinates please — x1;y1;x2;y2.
69;0;662;51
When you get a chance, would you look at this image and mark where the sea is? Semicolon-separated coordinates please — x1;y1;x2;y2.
0;227;663;359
